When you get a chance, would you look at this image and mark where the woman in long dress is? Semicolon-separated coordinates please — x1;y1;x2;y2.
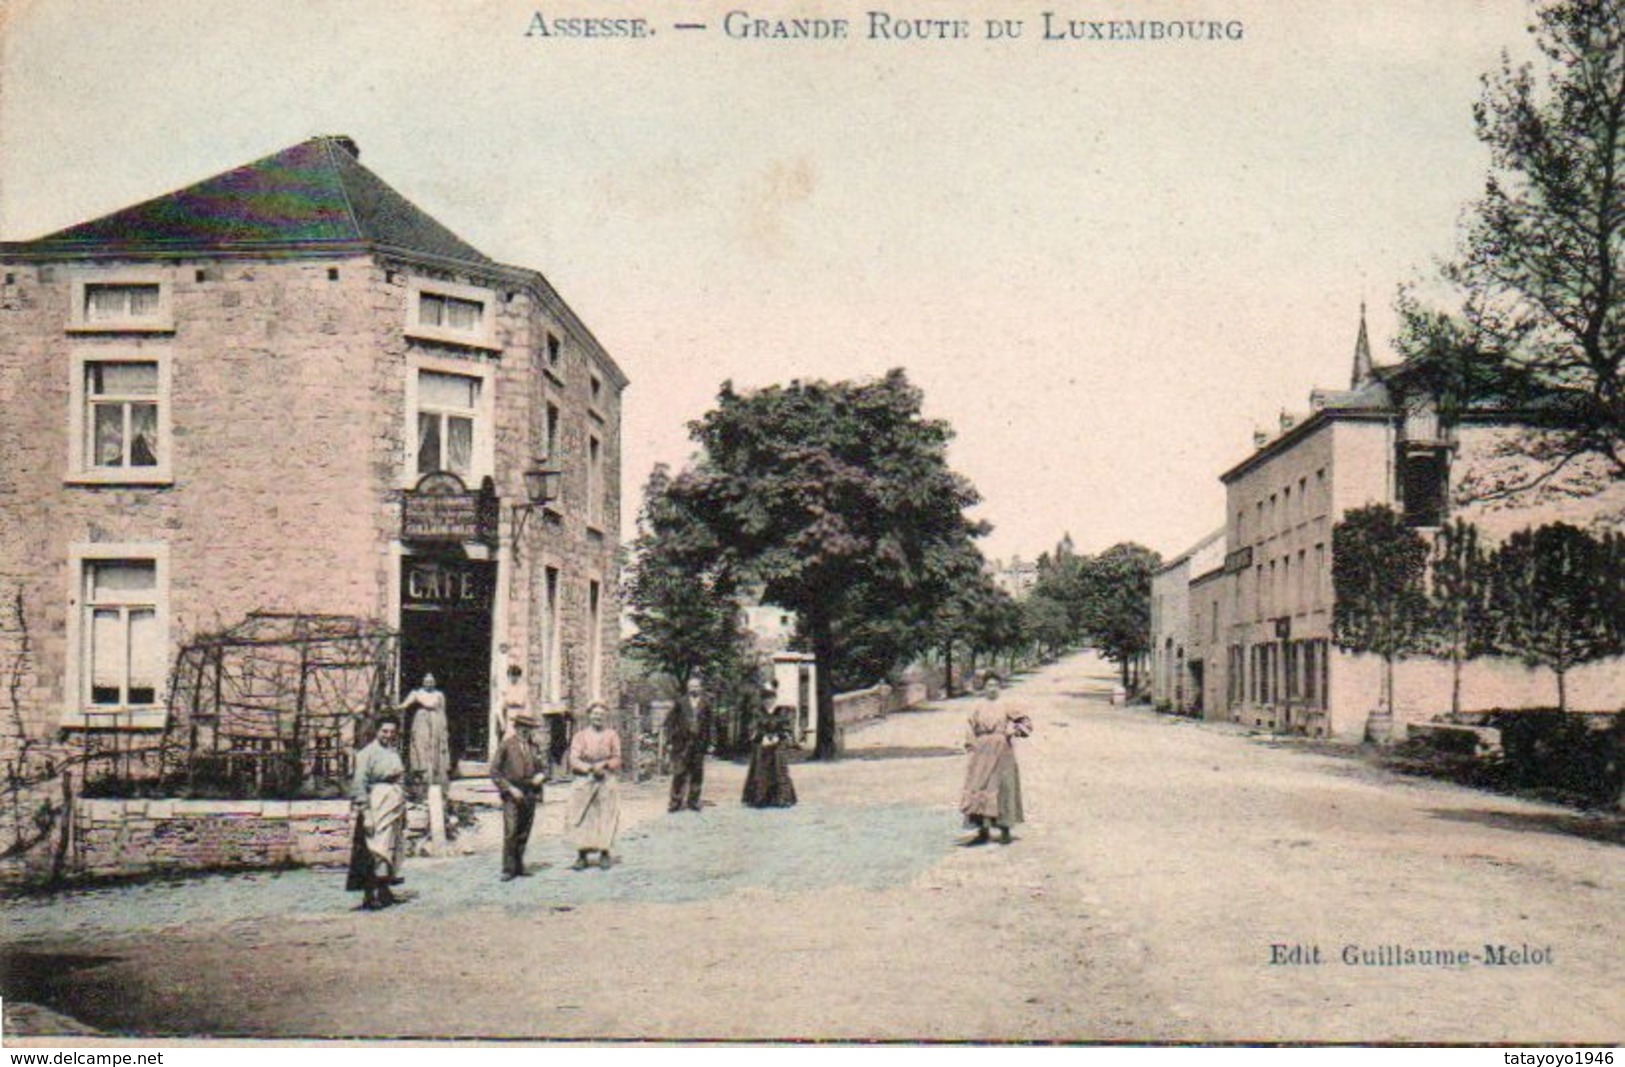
958;675;1031;845
566;703;622;869
347;717;407;909
742;704;798;808
398;673;451;790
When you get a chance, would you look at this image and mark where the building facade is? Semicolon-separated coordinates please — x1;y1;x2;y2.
1149;529;1223;715
0;136;625;783
1190;313;1622;740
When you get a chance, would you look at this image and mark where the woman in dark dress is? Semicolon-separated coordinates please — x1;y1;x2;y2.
742;704;798;809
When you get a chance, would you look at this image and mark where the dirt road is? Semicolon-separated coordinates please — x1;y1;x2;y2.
3;651;1619;1042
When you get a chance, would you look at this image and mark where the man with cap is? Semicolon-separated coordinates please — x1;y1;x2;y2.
490;709;546;881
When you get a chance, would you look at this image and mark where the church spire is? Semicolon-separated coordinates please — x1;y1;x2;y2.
1350;302;1373;388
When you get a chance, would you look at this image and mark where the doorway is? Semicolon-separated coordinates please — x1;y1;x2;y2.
399;556;495;761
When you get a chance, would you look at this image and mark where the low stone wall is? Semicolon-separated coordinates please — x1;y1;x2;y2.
72;798;352;879
834;680;932;728
834;684;892;728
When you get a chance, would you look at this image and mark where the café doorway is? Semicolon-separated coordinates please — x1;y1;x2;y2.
399;556;495;762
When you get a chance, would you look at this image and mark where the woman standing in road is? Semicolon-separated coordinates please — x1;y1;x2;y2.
348;717;408;909
742;695;798;809
566;703;623;869
958;674;1031;845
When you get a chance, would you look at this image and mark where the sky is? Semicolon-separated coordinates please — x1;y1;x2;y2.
0;0;1542;564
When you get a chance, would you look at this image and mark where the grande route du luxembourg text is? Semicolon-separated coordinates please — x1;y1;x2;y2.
523;11;1247;43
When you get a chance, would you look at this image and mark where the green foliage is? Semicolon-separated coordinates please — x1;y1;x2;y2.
1397;0;1625;477
1487;522;1621;711
1032;541;1160;685
1332;505;1431;711
1424;519;1493;716
1332;506;1431;658
671;370;987;758
1021;594;1072;660
623;463;741;689
1081;543;1162;680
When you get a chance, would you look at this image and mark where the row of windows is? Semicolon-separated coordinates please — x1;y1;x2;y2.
67;277;610;404
1225;639;1330;710
66;547;608;723
1245;544;1327;621
1238;468;1328;547
66;357;608;528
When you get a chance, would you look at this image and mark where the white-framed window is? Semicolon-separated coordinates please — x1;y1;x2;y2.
405;355;494;486
68;271;174;333
587;433;604;530
66;543;169;729
68;349;173;484
404;278;498;350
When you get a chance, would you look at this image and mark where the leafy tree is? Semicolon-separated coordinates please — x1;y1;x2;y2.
1078;543;1162;690
924;561;998;697
1032;539;1092;638
673;370;986;759
1424;519;1493;717
1021;593;1072;662
972;583;1028;678
1332;505;1431;720
622;464;739;690
1398;0;1625;482
1487;522;1621;711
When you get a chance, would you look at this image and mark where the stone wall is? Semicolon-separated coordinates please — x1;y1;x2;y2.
834;682;904;727
72;797;351;878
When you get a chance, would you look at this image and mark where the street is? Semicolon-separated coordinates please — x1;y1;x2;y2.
2;651;1620;1043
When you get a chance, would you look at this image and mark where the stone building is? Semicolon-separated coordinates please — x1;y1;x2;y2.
1149;529;1223;715
0;135;626;786
1194;310;1622;739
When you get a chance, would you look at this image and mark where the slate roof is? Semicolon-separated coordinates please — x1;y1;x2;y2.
4;136;492;265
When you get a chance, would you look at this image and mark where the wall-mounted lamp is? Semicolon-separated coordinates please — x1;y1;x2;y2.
512;460;562;556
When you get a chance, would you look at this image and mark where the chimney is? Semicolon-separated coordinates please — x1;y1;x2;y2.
1253;429;1269;449
1279;410;1296;433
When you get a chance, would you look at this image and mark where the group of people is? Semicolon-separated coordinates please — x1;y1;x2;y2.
347;667;1026;910
664;677;799;813
348;668;623;909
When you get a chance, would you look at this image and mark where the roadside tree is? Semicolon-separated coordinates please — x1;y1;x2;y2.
1487;522;1621;712
673;370;986;759
1331;505;1430;724
1424;518;1494;718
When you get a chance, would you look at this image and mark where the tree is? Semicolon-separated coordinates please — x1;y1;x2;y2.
673;370;986;759
1077;543;1161;691
1021;594;1072;662
1398;0;1625;482
622;464;740;690
972;584;1028;678
1331;505;1431;723
1424;519;1493;718
924;559;1002;697
1487;522;1621;711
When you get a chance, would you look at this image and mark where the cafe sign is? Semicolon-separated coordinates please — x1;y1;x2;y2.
403;558;495;612
402;472;499;545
